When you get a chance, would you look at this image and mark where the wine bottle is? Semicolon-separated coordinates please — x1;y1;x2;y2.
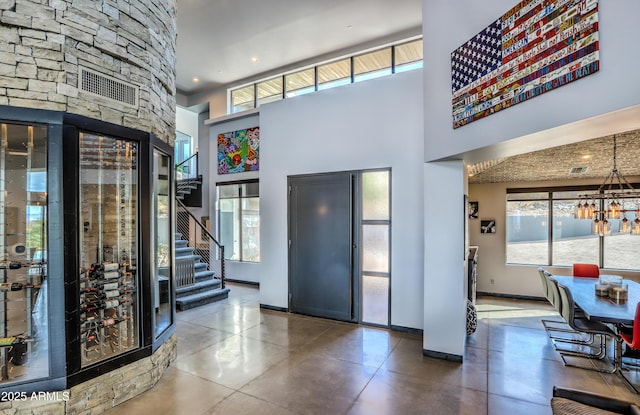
0;282;37;292
84;289;123;299
92;262;119;272
82;316;129;330
90;282;120;291
80;299;120;312
92;270;120;280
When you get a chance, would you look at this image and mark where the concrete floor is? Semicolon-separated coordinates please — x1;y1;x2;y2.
103;283;640;414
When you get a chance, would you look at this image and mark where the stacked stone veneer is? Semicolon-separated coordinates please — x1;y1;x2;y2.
0;334;177;415
0;0;177;144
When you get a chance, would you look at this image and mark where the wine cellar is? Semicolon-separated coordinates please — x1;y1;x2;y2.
0;106;176;395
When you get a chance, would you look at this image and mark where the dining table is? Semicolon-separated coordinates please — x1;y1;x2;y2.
551;275;640;325
551;275;640;379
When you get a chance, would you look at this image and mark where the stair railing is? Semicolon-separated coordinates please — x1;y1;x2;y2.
176;199;225;289
176;149;200;197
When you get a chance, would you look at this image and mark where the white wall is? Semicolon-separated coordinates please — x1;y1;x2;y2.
260;70;425;329
424;161;466;358
207;114;261;283
176;107;199;145
423;0;640;162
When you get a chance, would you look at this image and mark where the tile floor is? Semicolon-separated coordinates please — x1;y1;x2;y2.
104;283;640;414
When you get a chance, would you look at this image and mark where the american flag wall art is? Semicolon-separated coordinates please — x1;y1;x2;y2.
451;0;599;129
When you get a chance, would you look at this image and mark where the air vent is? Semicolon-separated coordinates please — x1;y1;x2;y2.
569;166;589;174
79;67;139;108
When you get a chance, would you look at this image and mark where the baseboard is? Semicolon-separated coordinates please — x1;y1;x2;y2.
476;291;546;302
390;325;423;336
225;279;259;286
259;304;288;312
423;349;463;363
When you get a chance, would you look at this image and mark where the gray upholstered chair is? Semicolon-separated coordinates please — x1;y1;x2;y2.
552;386;640;415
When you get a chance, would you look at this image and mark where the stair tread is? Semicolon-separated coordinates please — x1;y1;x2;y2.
176;254;203;263
176;288;230;310
176;279;221;295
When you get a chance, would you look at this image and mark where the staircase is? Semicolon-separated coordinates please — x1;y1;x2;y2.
174;150;230;311
175;233;229;310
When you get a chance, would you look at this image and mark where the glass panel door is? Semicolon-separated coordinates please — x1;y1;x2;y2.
78;132;139;367
152;149;172;337
0;122;49;384
361;170;390;326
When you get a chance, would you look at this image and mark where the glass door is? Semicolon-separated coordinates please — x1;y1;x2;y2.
361;170;391;326
152;149;172;338
0;122;49;384
78;132;139;367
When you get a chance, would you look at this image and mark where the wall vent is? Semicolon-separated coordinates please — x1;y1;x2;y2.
79;67;139;109
569;166;589;174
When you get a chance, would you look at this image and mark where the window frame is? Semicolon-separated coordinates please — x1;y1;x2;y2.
506;185;640;270
227;36;424;114
216;179;260;263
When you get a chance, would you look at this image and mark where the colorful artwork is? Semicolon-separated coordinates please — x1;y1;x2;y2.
451;0;599;128
217;127;259;174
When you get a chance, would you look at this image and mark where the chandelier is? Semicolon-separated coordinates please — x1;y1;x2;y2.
574;135;640;236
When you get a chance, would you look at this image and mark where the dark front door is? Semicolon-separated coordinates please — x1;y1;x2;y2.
288;172;358;322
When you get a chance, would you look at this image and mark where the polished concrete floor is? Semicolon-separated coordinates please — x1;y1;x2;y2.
104;283;640;414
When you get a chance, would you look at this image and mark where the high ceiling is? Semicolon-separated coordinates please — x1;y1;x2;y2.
175;0;422;95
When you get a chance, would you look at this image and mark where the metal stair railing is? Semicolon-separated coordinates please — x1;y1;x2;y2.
175;257;195;288
176;198;225;289
176;150;200;196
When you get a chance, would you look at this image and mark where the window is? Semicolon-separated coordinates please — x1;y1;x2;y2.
228;36;424;113
604;196;640;270
506;192;549;265
317;58;351;90
395;39;424;73
231;85;255;113
552;191;598;266
354;48;391;82
506;187;640;270
217;181;260;262
257;77;283;107
285;68;315;98
175;130;193;176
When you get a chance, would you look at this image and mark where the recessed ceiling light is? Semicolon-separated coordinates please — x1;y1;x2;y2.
192;77;199;83
251;57;258;63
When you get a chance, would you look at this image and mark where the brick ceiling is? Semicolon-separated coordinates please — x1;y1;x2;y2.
467;129;640;184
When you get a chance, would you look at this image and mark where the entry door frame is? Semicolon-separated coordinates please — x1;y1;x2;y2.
287;171;361;322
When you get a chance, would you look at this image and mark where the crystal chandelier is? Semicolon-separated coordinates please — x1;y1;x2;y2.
574;135;640;236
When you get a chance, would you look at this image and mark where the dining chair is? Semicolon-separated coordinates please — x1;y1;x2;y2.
572;263;600;278
619;302;640;393
538;268;575;338
551;386;640;414
555;282;616;372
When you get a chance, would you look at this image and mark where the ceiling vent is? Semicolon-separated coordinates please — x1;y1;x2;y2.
569;166;589;175
79;67;139;109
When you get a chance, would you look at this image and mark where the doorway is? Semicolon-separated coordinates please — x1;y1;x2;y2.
288;169;391;325
288;172;358;322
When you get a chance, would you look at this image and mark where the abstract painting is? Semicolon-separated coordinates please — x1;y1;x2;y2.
451;0;599;128
217;127;259;174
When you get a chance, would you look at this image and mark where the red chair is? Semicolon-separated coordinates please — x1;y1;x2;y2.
619;302;640;393
620;302;640;350
572;263;600;278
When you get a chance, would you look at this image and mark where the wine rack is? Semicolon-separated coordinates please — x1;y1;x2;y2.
79;262;136;364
